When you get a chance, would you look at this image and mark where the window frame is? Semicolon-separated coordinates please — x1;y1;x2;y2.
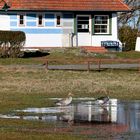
37;14;44;27
19;14;25;26
94;15;110;34
56;14;62;27
77;15;90;33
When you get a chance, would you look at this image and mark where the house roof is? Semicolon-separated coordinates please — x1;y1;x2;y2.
1;0;130;11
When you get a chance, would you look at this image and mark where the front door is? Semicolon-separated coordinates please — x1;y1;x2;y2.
77;15;91;46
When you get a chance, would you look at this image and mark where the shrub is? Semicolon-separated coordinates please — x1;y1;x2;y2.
0;30;26;58
119;26;138;51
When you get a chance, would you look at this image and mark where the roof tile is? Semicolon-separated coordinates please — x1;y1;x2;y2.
0;0;130;11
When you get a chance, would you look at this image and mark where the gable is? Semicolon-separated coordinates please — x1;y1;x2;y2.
0;0;130;11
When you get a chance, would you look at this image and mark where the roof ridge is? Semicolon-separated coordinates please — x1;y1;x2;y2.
117;0;131;11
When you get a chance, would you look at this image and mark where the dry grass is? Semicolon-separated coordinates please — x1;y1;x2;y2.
0;65;140;140
0;50;140;140
0;65;140;113
0;65;140;99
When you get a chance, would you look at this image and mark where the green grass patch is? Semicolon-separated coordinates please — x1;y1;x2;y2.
0;48;139;65
0;49;140;140
45;48;140;65
0;58;42;65
115;51;140;59
0;119;84;140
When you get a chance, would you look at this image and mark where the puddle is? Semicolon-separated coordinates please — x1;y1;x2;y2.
16;107;67;113
0;98;140;139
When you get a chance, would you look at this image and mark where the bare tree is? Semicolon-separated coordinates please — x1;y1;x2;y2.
118;0;140;30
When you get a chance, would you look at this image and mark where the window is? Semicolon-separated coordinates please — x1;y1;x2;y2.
56;15;61;26
19;14;25;26
38;14;44;26
77;16;89;33
94;15;109;34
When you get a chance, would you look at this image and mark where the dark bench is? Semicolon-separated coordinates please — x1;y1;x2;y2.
101;41;119;51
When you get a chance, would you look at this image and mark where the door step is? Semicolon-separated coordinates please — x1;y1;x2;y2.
80;46;108;53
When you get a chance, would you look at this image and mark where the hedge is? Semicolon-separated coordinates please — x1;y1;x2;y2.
0;30;26;58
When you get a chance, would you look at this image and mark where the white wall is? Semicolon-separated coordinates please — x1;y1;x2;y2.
91;13;118;46
0;13;10;30
135;37;140;51
25;34;62;48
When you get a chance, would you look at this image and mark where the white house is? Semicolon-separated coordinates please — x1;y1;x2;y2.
135;37;140;51
0;0;130;50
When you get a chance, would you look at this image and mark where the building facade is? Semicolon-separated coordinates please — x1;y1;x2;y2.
0;0;130;50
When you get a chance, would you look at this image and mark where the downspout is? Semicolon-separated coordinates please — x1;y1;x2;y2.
74;13;78;47
70;32;75;47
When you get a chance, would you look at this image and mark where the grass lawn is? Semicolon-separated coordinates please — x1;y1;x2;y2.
0;66;140;139
0;48;140;65
0;49;140;139
46;48;140;61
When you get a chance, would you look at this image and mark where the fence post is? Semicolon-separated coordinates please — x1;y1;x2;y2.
45;60;48;70
98;59;101;72
139;59;140;73
87;61;90;71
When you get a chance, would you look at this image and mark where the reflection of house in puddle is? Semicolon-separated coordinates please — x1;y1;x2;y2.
0;99;118;123
73;99;117;123
117;100;140;132
0;99;140;135
22;99;118;124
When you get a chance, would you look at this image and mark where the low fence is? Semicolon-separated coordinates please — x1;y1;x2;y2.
44;59;140;72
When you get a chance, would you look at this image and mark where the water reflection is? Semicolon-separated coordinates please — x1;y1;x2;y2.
117;100;140;132
0;99;140;133
73;99;117;123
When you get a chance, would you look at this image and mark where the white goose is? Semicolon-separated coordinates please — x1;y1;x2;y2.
56;93;73;106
